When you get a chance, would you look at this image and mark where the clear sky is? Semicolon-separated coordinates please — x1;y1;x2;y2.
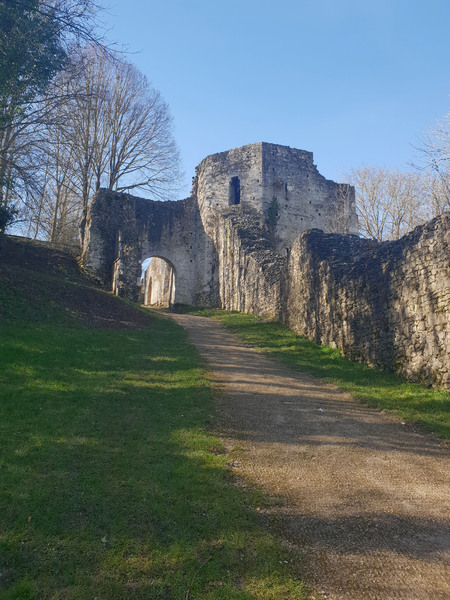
106;0;450;198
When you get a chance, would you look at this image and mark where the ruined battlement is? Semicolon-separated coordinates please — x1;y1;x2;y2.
83;142;359;304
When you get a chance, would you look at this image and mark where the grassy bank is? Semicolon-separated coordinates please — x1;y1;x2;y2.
176;307;450;441
0;238;313;599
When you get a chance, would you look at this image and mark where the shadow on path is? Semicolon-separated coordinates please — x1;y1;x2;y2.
171;313;450;600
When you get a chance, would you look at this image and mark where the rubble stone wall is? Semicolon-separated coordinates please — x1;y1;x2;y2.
214;209;286;315
195;142;358;255
282;215;450;390
82;189;218;306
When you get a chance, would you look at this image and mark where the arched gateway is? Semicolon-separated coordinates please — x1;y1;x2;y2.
141;257;176;308
82;191;218;305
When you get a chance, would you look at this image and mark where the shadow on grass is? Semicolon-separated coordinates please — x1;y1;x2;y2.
0;317;312;600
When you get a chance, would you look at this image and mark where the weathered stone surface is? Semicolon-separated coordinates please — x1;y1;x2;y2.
282;215;450;389
82;192;218;306
81;143;450;391
141;257;174;307
214;209;286;316
196;142;358;254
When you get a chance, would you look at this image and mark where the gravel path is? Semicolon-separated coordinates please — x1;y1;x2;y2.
170;313;450;600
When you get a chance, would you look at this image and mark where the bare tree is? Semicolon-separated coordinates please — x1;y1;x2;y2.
413;111;450;214
0;103;45;212
421;170;450;216
24;119;81;246
25;45;181;246
384;169;424;240
417;111;450;176
56;45;113;215
60;46;180;206
347;166;390;240
325;184;359;235
346;166;430;241
105;59;180;197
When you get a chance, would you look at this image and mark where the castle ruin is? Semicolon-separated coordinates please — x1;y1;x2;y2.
82;142;450;391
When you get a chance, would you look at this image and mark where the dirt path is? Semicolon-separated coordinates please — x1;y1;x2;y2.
170;313;450;600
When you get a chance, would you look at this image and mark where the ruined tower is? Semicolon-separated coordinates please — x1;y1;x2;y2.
195;142;359;254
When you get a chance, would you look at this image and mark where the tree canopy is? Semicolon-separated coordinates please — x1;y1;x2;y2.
0;0;66;110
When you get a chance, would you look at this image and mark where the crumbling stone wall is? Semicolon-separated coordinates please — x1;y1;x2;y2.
82;189;218;306
196;142;358;255
214;209;286;315
281;215;450;390
83;142;355;307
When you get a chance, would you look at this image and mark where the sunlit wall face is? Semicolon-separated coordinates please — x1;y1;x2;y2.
141;257;175;308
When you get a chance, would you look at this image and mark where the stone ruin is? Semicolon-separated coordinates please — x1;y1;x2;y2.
81;142;450;391
82;142;358;305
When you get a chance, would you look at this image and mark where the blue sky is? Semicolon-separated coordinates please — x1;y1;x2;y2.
106;0;450;198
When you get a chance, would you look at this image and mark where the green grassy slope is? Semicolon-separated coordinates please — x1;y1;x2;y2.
0;237;313;600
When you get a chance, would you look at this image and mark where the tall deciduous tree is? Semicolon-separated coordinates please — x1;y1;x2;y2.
25;45;180;246
347;166;389;240
421;170;450;216
62;46;180;208
417;111;450;176
414;111;450;214
347;166;426;241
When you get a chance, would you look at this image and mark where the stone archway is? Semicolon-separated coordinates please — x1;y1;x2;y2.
141;257;176;308
82;190;218;306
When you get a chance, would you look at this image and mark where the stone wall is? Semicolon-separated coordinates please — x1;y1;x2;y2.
82;189;218;306
259;143;359;253
214;208;286;315
281;215;450;390
218;212;449;390
196;144;265;238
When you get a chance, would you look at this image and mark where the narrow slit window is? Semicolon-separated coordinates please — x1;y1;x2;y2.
229;176;240;205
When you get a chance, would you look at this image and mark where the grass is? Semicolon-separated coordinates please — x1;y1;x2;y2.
2;234;447;598
175;307;450;440
0;250;313;599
